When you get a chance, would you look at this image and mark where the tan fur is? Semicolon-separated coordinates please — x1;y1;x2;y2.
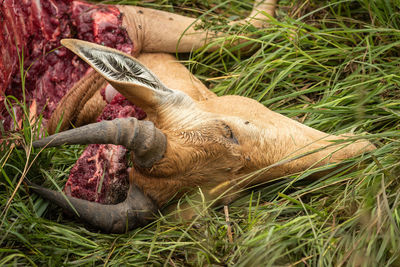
51;1;375;220
127;75;375;208
75;90;107;127
119;0;277;54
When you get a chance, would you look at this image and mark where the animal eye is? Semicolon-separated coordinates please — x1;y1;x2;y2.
223;124;239;144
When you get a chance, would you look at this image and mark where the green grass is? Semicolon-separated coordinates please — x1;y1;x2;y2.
1;0;400;266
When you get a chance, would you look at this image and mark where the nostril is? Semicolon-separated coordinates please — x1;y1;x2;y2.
244;121;249;125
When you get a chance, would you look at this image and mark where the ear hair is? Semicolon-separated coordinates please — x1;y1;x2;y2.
61;39;173;94
61;39;193;110
80;46;172;93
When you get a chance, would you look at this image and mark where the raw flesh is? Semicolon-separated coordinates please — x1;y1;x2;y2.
1;0;142;204
64;92;146;204
0;0;133;130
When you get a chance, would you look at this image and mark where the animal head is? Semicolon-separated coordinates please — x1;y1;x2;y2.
32;39;375;233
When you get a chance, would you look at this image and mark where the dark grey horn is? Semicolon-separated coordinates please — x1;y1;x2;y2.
33;117;166;168
28;181;157;233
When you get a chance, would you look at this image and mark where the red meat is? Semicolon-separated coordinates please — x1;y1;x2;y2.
0;0;133;130
64;92;146;204
1;1;142;204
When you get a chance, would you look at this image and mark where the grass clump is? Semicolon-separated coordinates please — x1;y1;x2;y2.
1;0;400;266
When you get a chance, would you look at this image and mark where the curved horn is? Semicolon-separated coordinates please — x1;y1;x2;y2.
33;117;166;168
28;181;157;233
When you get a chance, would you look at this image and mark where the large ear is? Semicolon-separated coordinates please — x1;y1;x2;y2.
61;39;178;111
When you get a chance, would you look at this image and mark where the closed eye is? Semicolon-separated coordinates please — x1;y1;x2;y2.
224;124;239;145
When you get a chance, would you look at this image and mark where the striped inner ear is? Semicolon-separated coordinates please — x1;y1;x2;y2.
79;46;172;93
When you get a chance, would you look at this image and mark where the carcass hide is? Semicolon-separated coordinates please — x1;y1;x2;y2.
31;39;375;233
0;0;375;233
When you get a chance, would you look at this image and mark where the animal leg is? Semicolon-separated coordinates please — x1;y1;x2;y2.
119;0;277;54
236;0;278;27
47;71;107;134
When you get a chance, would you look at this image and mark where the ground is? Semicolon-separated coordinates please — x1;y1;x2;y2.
1;0;400;266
